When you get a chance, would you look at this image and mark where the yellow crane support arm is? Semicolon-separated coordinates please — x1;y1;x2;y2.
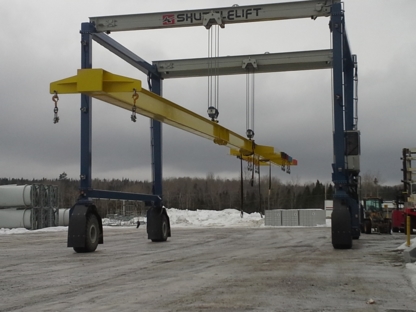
50;69;297;166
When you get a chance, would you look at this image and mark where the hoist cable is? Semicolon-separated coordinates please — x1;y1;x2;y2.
246;71;250;130
245;67;255;139
216;25;220;111
207;28;212;109
207;26;220;110
240;155;244;218
268;162;271;211
251;72;255;133
258;156;262;217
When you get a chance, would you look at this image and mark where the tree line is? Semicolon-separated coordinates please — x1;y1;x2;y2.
0;173;404;215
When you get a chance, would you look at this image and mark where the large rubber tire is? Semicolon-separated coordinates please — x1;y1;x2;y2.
73;214;99;253
151;214;169;242
364;220;372;234
392;227;399;233
332;205;352;249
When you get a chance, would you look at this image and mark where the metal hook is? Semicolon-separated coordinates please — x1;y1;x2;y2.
132;89;139;104
52;92;59;105
131;89;138;122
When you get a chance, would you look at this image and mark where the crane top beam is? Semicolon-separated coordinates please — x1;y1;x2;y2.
50;69;297;167
153;49;333;79
90;0;340;32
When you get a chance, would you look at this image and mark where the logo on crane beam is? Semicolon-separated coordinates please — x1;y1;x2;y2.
162;7;262;26
162;14;176;25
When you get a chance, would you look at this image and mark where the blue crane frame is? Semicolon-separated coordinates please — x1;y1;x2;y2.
69;2;359;250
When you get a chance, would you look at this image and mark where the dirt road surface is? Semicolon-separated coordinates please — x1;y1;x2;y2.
1;226;415;312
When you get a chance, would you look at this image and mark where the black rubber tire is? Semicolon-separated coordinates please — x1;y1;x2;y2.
392;227;399;233
73;214;99;253
151;214;169;242
364;220;372;234
332;205;352;249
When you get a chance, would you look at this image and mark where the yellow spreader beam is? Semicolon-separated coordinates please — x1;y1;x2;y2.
229;149;296;167
50;69;297;167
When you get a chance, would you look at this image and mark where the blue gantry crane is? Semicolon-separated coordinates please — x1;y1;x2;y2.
50;0;359;252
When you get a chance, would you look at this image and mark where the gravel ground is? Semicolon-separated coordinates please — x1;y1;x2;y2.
0;226;415;312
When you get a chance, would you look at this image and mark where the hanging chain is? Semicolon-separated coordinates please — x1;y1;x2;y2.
147;73;153;92
255;158;259;174
131;89;138;122
250;154;255;187
247;161;253;172
52;91;59;124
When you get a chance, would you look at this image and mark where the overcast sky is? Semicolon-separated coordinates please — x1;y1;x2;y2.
1;0;415;186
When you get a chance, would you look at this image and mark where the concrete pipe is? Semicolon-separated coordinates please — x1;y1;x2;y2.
0;185;32;208
0;208;32;229
59;208;70;226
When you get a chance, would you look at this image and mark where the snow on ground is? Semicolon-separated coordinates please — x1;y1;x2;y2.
0;226;68;235
1;208;416;291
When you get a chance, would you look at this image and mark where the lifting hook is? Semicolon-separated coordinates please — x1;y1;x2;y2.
131;89;139;122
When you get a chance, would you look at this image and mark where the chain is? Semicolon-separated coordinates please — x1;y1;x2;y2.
52;91;59;124
247;162;253;172
131;89;138;122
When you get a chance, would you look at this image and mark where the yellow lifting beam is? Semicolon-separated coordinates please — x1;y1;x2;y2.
229;149;294;166
50;69;297;167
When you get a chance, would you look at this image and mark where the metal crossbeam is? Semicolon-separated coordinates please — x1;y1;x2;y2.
90;1;340;32
92;33;160;78
153;49;333;79
50;69;297;167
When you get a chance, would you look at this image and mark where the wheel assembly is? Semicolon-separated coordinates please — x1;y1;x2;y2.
73;213;100;253
332;203;352;249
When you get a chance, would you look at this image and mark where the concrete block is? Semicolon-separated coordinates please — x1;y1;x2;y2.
265;209;282;226
282;210;299;226
299;209;325;226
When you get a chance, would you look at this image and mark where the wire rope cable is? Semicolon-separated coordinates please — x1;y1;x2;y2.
207;25;220;121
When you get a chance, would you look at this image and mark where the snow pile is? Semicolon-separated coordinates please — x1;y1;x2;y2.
101;208;264;228
102;216;142;227
167;208;264;228
0;226;68;235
